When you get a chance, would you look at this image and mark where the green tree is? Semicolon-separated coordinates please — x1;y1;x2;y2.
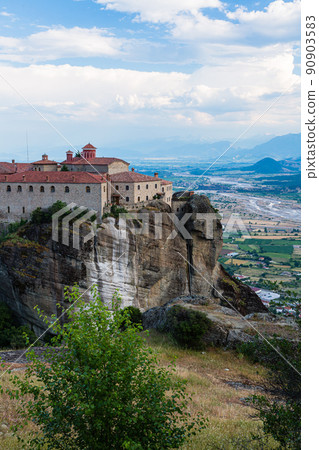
239;337;301;449
6;286;205;449
60;164;69;171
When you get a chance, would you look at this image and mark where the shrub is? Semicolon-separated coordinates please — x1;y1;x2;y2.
120;306;143;329
102;204;128;219
239;337;301;448
0;302;36;349
164;305;212;350
6;286;206;449
31;201;67;224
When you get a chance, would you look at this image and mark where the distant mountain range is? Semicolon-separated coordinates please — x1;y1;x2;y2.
118;133;301;163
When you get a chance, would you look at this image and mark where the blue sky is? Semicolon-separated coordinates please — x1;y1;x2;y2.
0;0;300;161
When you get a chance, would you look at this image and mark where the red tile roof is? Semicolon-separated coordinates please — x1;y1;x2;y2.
160;179;173;185
60;157;129;166
32;159;58;165
0;162;33;174
110;171;167;183
82;143;96;150
0;171;108;184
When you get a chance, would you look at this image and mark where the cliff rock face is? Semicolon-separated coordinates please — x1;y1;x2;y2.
0;195;266;335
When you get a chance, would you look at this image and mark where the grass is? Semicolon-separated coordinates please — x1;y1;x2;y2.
0;332;280;449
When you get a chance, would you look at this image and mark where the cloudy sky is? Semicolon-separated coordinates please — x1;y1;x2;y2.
0;0;300;160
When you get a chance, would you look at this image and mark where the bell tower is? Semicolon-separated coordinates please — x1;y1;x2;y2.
81;143;97;159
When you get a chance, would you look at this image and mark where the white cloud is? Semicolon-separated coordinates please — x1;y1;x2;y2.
0;26;125;63
226;0;301;39
94;0;300;45
0;46;299;129
0;11;14;18
94;0;223;23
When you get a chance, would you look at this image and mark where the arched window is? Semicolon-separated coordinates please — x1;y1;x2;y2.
137;185;140;190
40;186;45;192
51;186;55;193
65;186;69;193
126;197;129;202
6;185;11;192
17;185;22;192
115;185;119;191
7;206;10;213
155;184;158;189
22;207;25;214
137;196;140;202
146;184;148;189
86;186;91;193
126;185;129;191
29;186;33;192
146;195;149;201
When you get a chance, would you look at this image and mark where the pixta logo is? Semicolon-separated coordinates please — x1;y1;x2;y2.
52;203;97;250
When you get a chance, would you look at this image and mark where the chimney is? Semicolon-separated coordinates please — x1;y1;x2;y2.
46;175;49;181
22;175;25;181
12;159;15;164
131;167;135;172
72;175;75;182
154;172;158;178
5;175;7;181
42;154;48;161
66;150;73;162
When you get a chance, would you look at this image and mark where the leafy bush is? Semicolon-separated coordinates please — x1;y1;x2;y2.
6;286;206;449
0;302;36;349
0;218;28;242
102;204;128;219
164;305;212;350
120;306;143;330
239;337;301;448
31;200;67;224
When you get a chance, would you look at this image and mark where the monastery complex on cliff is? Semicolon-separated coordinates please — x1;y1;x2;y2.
0;144;173;222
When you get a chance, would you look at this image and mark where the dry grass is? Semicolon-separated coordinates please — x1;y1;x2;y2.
0;334;279;449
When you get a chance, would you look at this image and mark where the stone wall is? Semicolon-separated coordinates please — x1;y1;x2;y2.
0;182;108;222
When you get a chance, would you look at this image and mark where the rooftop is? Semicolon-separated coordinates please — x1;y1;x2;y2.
110;171;160;183
0;171;108;184
60;156;129;166
0;162;33;174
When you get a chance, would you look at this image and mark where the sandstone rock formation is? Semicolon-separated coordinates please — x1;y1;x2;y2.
0;195;267;335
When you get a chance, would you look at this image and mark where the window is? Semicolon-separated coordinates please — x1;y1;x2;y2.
146;184;148;189
115;185;119;191
103;186;106;192
29;186;33;192
86;186;91;193
126;185;129;190
40;186;45;192
155;184;157;189
162;187;164;192
6;185;11;192
17;185;22;192
7;206;10;213
137;185;140;190
22;207;25;214
65;186;69;193
146;195;148;201
137;196;140;202
51;186;55;193
126;197;129;202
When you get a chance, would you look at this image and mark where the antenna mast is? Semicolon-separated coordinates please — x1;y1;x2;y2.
26;130;29;162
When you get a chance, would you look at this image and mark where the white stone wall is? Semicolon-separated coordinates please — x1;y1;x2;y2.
65;161;129;174
111;180;162;206
0;182;108;222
